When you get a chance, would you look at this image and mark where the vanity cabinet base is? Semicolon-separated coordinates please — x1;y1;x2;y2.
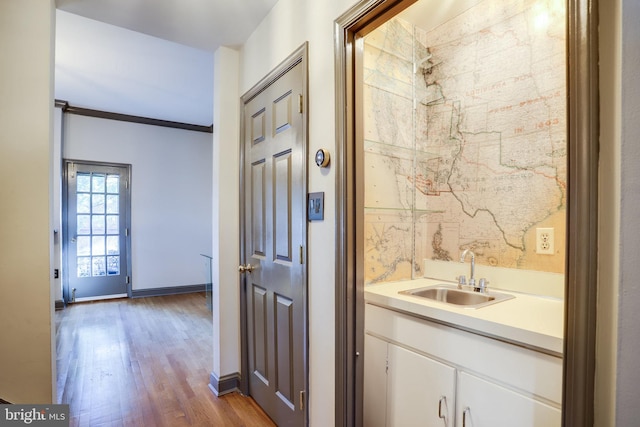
364;303;562;427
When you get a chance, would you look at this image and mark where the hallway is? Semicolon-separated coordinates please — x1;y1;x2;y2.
55;293;275;426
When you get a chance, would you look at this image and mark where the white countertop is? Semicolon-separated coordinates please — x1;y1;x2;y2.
365;278;564;356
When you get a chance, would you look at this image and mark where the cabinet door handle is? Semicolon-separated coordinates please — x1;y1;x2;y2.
438;396;446;419
462;407;471;427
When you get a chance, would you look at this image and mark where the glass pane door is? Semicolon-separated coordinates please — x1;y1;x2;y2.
65;161;130;301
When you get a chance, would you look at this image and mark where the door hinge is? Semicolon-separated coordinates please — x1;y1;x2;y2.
125;179;129;189
125;228;129;237
68;162;76;179
126;276;130;284
299;245;304;264
299;390;305;411
298;94;303;114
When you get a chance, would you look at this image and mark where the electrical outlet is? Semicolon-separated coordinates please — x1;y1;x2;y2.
536;227;555;255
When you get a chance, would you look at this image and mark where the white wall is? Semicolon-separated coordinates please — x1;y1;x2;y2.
610;0;640;424
63;114;213;291
0;0;55;403
211;46;241;381
597;0;640;425
596;0;620;424
240;0;357;424
615;0;640;422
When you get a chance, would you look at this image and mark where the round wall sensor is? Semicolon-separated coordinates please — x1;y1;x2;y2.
315;148;330;168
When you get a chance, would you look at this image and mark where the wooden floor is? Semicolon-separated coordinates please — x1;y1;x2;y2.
55;293;276;427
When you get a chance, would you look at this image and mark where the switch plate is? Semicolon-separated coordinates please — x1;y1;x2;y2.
536;227;554;255
308;192;324;221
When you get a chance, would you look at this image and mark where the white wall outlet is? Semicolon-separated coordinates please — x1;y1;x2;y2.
536;227;555;255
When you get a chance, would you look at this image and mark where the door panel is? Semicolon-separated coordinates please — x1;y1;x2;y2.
252;284;269;383
252;161;266;257
64;161;130;301
275;293;294;407
252;109;266;143
273;91;293;133
242;59;306;426
274;150;292;262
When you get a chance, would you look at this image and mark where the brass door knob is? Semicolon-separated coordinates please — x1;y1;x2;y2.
238;264;255;273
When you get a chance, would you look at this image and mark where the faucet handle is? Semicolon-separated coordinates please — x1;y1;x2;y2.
457;275;467;288
478;278;489;293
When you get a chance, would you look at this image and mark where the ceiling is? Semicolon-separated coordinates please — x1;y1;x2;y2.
56;0;280;52
54;0;280;125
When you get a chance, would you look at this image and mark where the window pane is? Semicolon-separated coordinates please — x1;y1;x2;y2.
106;215;119;234
92;194;105;213
106;195;119;214
107;256;120;275
77;194;91;214
92;174;106;193
106;236;119;255
77;174;91;192
92;256;106;276
77;257;91;278
92;236;105;255
106;175;119;194
77;215;90;235
77;236;91;256
92;215;105;234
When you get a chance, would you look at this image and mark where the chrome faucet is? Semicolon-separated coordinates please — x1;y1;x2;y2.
460;249;476;289
458;249;490;293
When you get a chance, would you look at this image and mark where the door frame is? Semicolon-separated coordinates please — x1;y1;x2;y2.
333;0;599;426
62;159;133;303
238;43;310;420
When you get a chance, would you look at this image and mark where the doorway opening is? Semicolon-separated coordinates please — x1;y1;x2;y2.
334;0;599;425
63;160;132;303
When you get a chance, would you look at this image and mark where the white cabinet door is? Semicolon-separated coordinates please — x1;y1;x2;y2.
364;334;388;427
456;372;561;427
387;343;456;427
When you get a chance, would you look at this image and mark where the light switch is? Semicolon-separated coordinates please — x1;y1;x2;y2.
308;192;324;221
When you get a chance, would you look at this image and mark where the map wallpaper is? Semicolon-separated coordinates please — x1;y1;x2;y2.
363;0;566;284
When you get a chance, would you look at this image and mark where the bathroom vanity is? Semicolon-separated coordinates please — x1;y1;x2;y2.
364;279;563;427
